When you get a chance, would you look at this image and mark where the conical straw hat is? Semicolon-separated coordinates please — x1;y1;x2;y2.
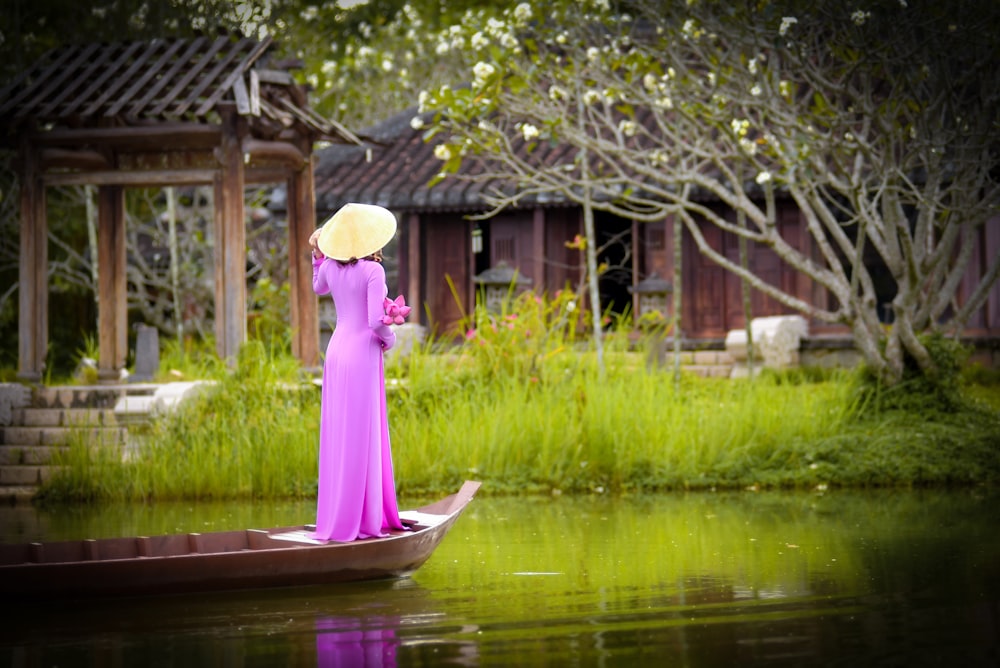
317;203;397;261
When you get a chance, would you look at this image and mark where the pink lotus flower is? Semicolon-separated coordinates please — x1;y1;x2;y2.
382;295;412;325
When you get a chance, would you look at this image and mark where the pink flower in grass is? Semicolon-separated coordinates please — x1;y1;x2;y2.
382;295;412;325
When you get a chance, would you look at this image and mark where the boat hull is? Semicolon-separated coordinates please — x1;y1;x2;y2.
0;481;481;598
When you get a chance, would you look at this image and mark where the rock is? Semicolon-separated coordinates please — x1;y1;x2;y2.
725;315;809;376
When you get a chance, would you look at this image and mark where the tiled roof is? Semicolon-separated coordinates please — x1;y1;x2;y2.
0;34;361;145
314;107;578;213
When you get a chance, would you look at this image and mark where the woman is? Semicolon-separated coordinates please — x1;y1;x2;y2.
307;202;407;542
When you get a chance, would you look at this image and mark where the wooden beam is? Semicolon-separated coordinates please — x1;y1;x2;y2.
44;169;217;187
40;148;111;170
242;138;305;167
17;138;47;382
287;157;319;369
45;166;296;187
97;185;127;381
213;108;247;364
32;124;222;150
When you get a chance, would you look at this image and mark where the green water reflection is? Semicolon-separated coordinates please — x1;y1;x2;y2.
1;488;997;666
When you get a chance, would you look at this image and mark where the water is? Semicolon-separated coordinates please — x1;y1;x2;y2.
1;487;998;666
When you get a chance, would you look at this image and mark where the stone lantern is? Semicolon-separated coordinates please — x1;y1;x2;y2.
628;273;673;325
473;262;532;313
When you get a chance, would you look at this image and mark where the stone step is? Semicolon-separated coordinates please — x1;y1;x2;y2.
14;407;118;427
0;445;68;465
32;384;160;410
0;465;56;486
0;425;126;447
0;485;38;504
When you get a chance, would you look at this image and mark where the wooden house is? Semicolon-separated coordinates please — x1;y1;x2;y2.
314;107;1000;358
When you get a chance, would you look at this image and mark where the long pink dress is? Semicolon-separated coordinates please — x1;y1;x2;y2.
310;256;405;542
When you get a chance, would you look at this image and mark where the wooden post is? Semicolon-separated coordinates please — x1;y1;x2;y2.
17;140;47;382
532;207;545;289
407;213;422;324
213;107;247;364
287;156;319;369
97;185;127;381
631;218;640;321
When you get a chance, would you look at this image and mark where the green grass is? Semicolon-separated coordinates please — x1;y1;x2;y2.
34;292;1000;504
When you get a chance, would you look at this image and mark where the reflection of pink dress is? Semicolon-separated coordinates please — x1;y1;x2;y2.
311;257;404;541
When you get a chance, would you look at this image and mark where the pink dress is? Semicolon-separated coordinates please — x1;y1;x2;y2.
310;256;405;541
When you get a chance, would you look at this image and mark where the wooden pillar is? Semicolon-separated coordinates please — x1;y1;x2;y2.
213;107;246;364
287;156;319;369
97;185;127;381
532;207;545;288
17;141;47;382
631;218;640;319
407;213;422;324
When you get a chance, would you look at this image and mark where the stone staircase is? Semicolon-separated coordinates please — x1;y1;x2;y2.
0;384;159;504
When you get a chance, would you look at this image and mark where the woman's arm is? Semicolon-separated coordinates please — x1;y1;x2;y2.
309;228;330;295
367;263;396;351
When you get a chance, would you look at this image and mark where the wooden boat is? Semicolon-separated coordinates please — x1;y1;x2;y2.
0;480;481;599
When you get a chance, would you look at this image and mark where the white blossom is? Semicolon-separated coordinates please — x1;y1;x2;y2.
473;61;496;85
434;144;452;161
486;18;505;37
739;138;757;155
656;96;674;109
779;80;792;97
618;120;638;137
514;3;532;23
750;84;762;96
520;123;540;141
851;10;871;25
556;32;569;44
471;31;489;50
548;85;568;101
435;41;450;55
583;89;602;105
731;118;750;137
410;117;425;130
779;16;798;36
643;73;657;91
755;170;772;185
587;46;600;62
381;58;394;72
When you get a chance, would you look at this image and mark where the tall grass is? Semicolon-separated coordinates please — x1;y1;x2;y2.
38;291;1000;504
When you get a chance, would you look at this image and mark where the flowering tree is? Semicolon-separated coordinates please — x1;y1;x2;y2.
420;0;1000;386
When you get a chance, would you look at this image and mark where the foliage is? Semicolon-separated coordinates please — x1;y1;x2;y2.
458;288;586;380
851;333;971;414
248;277;292;352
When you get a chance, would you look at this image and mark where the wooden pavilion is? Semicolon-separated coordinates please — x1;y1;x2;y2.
0;34;362;381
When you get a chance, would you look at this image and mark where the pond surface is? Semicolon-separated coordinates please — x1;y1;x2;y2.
1;487;998;667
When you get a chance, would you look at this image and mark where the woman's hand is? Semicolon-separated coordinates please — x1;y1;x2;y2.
309;228;324;259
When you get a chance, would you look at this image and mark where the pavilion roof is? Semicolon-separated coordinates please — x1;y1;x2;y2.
0;34;361;146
